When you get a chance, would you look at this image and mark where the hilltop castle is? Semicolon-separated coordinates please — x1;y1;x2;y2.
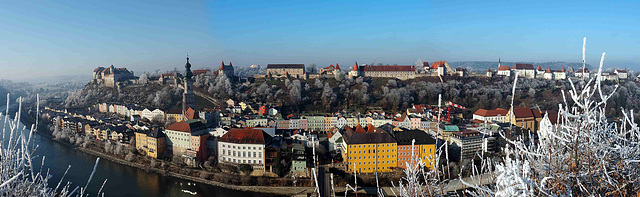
92;65;135;87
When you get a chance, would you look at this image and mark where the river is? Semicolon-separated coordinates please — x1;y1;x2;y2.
1;105;275;197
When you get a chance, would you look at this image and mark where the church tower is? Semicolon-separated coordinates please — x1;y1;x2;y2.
183;56;196;115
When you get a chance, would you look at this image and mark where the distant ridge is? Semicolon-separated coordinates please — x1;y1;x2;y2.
449;61;592;72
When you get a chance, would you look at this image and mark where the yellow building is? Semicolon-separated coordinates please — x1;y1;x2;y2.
135;131;148;154
165;109;185;123
134;129;166;159
344;128;397;173
394;130;437;170
506;107;542;132
84;124;94;137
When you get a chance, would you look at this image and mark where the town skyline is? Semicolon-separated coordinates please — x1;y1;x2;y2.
1;0;640;80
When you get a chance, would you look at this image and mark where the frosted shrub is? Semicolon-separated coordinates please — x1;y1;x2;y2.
464;38;640;196
0;94;104;196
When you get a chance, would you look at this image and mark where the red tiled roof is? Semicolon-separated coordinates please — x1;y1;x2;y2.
366;124;375;133
422;62;430;67
335;63;340;70
537;65;543;70
327;127;336;138
474;108;508;117
498;66;511;71
532;110;542;118
487;68;492;72
512;63;534;70
430;61;447;69
324;65;335;70
193;69;210;76
561;66;566;72
219;128;268;144
166;121;206;133
362;65;415;72
547;110;559;124
354;125;366;133
396;112;408;122
616;69;627;73
167;122;190;132
352;62;358;71
184;107;199;120
512;107;534;118
545;67;552;73
455;67;466;72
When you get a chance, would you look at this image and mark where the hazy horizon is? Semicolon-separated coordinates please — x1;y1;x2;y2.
1;0;639;81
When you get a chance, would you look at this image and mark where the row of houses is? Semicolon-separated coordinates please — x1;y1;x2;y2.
257;60;468;81
97;103;165;122
491;60;631;82
237;112;439;133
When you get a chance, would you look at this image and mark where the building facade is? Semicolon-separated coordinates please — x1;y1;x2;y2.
266;64;305;78
394;130;436;170
218;61;235;77
350;64;417;80
164;121;209;155
345;131;397;173
217;128;272;173
473;108;508;123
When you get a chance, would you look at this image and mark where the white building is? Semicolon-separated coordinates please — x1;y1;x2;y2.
472;108;508;123
247;119;268;127
289;119;300;129
497;66;511;76
553;67;567;80
336;117;347;129
543;67;554;80
600;72;619;82
268;108;278;116
574;68;590;79
512;63;536;79
614;69;628;80
327;129;345;153
396;114;411;129
164;121;209;155
217;128;271;173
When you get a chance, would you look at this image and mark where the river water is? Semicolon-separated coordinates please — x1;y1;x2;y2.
1;105;272;197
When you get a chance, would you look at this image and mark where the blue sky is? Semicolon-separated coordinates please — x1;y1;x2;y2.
1;0;639;80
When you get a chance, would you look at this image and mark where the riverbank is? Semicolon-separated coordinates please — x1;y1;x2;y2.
16;109;317;196
75;146;315;196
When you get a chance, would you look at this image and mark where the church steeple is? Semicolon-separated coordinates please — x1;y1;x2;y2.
183;56;196;116
498;57;501;67
185;56;193;80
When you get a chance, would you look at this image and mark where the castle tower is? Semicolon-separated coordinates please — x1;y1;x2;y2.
218;61;235;77
349;62;360;78
183;56;196;115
